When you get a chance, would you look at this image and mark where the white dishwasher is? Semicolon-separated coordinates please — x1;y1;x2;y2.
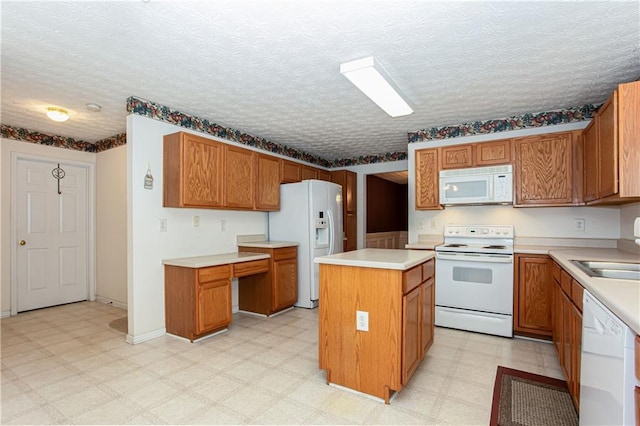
580;290;638;425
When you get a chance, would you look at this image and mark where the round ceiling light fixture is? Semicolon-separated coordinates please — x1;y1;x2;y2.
85;103;102;112
46;107;69;122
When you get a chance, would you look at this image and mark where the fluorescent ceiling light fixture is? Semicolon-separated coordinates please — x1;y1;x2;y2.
46;107;69;122
340;56;413;118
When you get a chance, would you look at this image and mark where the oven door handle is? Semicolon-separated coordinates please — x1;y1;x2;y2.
435;252;513;263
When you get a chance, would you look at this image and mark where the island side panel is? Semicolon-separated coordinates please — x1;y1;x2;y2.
319;263;403;400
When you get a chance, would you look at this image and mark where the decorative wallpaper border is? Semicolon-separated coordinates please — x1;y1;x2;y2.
2;101;599;167
126;96;332;168
407;104;599;143
1;124;97;152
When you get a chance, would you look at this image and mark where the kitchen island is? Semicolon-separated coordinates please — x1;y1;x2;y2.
315;248;435;403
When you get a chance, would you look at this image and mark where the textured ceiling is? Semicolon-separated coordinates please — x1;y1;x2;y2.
1;1;639;161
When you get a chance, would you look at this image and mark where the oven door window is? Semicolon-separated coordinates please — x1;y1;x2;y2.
441;178;490;202
452;266;492;284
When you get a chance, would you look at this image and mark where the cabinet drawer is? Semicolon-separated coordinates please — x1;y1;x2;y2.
635;335;640;381
403;266;422;294
570;279;583;312
274;247;297;261
560;269;572;296
233;259;269;277
422;259;435;280
198;265;231;284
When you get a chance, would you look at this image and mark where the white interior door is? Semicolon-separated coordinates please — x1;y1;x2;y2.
16;158;88;312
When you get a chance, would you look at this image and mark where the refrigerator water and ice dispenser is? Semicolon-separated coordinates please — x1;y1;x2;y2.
315;211;329;248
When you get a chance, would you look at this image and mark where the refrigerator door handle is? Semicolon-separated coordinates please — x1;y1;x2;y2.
327;210;335;254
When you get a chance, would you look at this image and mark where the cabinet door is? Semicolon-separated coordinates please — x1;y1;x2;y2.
441;145;473;169
301;166;318;180
561;290;572;383
196;279;231;334
514;133;573;205
415;148;441;210
345;212;357;252
225;146;254;209
164;132;224;208
255;153;281;211
346;171;357;214
583;120;599;202
515;255;552;336
273;257;298;312
317;170;332;181
618;81;640;198
476;139;512;166
570;304;582;410
597;93;618;199
402;285;422;384
552;281;564;364
421;278;434;356
281;160;302;183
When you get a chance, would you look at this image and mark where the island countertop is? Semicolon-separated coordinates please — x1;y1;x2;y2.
315;248;435;270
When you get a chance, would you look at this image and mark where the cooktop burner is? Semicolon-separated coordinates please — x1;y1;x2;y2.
483;245;507;249
444;244;467;247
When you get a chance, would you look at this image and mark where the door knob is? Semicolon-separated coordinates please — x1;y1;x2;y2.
18;240;26;246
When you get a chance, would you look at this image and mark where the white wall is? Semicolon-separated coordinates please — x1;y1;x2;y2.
96;145;127;307
126;115;269;343
403;121;630;241
0;138;96;316
620;202;640;240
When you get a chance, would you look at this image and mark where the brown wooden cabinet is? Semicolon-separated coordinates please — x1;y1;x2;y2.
319;257;435;403
331;170;358;251
224;145;255;209
317;169;332;181
513;131;582;206
163;132;224;208
415;148;441;210
165;264;232;341
476;139;512;166
514;254;553;338
255;153;281;211
237;245;298;315
583;81;640;205
281;160;302;183
551;260;583;411
441;145;473;169
301;166;318;180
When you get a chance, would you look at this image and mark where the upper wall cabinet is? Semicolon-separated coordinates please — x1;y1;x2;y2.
163;132;281;211
415;148;442;210
440;139;512;170
583;81;640;204
163;132;224;208
281;159;330;183
331;170;358;251
513;131;582;207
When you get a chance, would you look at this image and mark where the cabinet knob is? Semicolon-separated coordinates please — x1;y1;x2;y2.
18;240;26;246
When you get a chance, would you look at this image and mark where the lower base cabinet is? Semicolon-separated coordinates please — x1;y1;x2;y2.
165;264;232;341
551;260;583;410
319;258;435;403
237;246;298;315
514;254;553;338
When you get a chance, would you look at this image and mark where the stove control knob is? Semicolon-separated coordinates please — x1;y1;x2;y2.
454;230;460;234
482;229;488;234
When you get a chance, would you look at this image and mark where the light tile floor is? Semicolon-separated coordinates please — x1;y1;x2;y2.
1;302;564;425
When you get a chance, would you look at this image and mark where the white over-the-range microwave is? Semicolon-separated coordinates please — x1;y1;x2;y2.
439;165;513;205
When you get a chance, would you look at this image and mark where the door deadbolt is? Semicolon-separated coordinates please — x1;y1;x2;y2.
18;240;26;246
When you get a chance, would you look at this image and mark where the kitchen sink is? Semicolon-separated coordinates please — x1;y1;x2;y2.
570;260;640;280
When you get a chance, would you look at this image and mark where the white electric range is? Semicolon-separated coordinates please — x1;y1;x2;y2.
434;225;514;337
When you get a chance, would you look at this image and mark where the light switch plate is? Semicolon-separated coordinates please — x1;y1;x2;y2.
356;310;369;332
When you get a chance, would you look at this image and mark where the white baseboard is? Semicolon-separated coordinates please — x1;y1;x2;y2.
1;310;11;319
95;296;127;310
126;327;166;345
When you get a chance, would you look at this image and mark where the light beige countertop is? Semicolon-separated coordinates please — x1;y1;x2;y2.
237;241;298;249
549;248;640;334
405;234;443;250
162;252;270;268
515;237;618;254
315;248;435;270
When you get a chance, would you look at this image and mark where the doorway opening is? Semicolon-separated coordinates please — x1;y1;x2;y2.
365;171;408;249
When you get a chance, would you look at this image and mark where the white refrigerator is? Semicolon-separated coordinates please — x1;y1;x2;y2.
268;180;343;308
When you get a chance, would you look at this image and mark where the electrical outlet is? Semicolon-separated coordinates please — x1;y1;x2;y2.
220;219;227;232
356;310;369;332
574;218;586;231
192;216;200;228
158;219;167;232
